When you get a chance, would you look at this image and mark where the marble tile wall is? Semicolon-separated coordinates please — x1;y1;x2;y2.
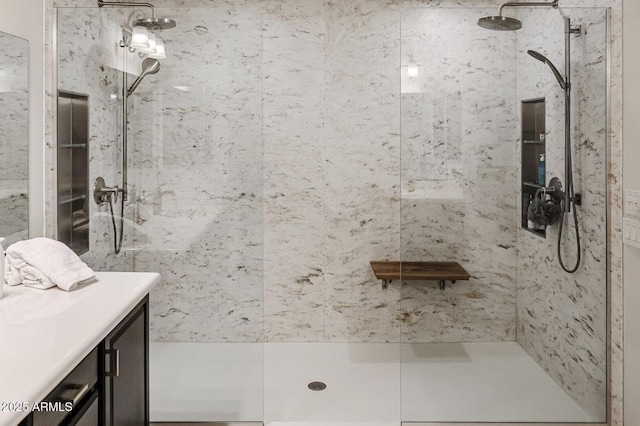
298;0;402;342
56;8;134;271
261;0;330;342
126;6;265;342
0;32;29;244
59;0;519;344
50;1;622;421
398;7;519;342
53;1;610;346
514;7;608;421
609;6;623;425
262;1;519;343
54;3;267;343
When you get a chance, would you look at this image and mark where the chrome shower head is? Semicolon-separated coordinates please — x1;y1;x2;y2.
527;50;566;90
128;58;160;95
477;15;522;31
98;1;176;30
477;1;558;31
133;16;176;30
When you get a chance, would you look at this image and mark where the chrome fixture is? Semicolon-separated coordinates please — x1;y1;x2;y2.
122;58;160;197
477;0;558;31
308;382;327;391
527;50;566;89
99;1;174;59
95;0;174;254
527;17;583;273
97;0;176;30
479;3;583;272
93;177;124;205
94;177;126;253
128;58;160;95
100;59;160;254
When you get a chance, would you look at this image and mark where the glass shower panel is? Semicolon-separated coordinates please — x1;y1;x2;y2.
261;2;403;424
125;6;265;422
399;6;519;342
58;4;264;422
399;7;519;421
57;7;135;272
399;5;608;423
513;6;609;423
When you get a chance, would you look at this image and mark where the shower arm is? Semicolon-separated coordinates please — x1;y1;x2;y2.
97;0;157;19
497;0;558;17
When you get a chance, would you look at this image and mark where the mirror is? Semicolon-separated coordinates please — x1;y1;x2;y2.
0;30;28;246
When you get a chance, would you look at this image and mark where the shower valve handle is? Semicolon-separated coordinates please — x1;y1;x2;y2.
94;177;125;205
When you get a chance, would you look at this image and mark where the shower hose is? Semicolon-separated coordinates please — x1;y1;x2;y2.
557;174;581;273
107;195;125;254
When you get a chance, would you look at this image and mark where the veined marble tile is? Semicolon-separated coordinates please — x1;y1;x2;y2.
608;6;623;424
48;3;620;421
0;33;29;242
264;221;327;342
56;7;135;271
515;7;608;421
398;7;518;343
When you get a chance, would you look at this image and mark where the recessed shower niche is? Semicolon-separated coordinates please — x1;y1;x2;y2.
57;90;90;254
521;97;546;237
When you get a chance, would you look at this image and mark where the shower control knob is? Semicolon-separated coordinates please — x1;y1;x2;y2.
94;177;121;205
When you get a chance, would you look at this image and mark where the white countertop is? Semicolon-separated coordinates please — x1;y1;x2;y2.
0;271;159;426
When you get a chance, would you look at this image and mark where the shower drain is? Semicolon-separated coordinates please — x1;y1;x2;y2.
308;381;327;391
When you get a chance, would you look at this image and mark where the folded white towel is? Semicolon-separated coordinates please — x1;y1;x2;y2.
4;237;95;291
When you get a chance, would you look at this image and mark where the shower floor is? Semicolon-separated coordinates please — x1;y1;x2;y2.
149;341;593;424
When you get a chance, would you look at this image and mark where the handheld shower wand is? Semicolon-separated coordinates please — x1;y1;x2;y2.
128;58;160;96
95;58;161;254
527;50;566;90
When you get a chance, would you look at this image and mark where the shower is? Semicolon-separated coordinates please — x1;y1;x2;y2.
526;18;583;273
94;58;161;253
93;0;175;254
54;2;611;423
478;3;582;272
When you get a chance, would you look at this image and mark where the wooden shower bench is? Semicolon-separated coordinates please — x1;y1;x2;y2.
370;261;471;290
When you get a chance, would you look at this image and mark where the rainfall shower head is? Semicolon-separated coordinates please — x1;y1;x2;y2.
477;15;522;31
133;16;176;30
477;0;558;31
527;50;566;90
128;58;160;95
98;1;177;30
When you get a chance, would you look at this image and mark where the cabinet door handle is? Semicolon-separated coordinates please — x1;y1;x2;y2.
105;349;120;377
58;383;89;405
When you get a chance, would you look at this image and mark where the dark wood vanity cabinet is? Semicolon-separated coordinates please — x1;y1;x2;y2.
102;296;149;426
19;296;149;426
26;349;99;426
